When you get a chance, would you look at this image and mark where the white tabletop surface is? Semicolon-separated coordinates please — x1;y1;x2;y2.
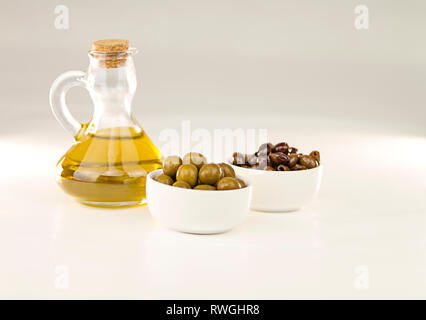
1;116;425;299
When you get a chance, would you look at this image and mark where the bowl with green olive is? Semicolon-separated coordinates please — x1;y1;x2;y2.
146;154;252;234
229;142;323;212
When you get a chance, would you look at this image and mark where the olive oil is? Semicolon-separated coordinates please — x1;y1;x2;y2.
57;126;162;206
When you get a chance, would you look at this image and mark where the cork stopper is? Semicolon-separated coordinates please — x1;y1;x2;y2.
92;39;129;53
91;39;130;68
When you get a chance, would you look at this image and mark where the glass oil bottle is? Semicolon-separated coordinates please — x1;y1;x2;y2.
49;39;162;206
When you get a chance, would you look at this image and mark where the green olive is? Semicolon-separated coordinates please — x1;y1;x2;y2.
172;181;192;189
155;174;174;185
182;152;207;170
216;177;241;190
194;184;216;190
236;178;246;188
176;163;198;187
163;155;182;177
218;163;235;178
198;163;222;185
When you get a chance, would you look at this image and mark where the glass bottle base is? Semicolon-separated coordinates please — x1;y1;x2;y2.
80;199;147;208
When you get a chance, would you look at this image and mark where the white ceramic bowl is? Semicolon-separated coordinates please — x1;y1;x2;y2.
229;162;323;212
146;169;252;234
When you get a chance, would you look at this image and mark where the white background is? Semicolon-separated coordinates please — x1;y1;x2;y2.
0;1;425;299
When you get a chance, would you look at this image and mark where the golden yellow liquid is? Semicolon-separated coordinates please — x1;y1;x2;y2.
57;126;162;206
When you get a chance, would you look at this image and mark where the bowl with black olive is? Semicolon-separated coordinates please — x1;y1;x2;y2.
229;142;323;212
146;153;252;234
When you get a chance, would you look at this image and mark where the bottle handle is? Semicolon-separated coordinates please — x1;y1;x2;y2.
49;71;87;138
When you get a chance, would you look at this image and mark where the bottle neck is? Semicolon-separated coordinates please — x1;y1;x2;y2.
85;55;139;133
